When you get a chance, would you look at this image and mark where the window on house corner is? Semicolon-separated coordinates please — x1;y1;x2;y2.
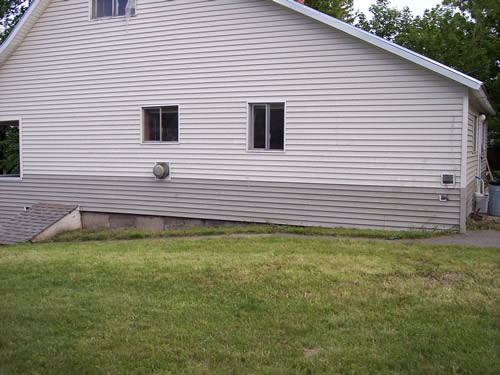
249;103;285;151
143;106;179;143
0;121;20;178
92;0;135;19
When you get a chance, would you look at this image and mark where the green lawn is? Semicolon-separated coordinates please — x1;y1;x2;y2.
0;236;498;374
50;224;447;242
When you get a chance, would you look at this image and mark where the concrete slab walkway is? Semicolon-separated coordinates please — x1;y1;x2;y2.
421;231;500;247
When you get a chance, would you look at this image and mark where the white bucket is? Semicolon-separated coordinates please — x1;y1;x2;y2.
474;192;489;213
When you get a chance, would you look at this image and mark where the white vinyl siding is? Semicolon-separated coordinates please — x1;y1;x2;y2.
465;102;488;214
0;0;468;230
0;175;461;230
0;0;465;188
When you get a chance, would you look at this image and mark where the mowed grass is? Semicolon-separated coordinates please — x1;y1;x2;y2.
0;236;498;374
51;224;448;243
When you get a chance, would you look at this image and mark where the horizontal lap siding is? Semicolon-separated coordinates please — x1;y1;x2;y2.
0;0;464;187
466;102;488;214
0;176;461;230
0;0;464;228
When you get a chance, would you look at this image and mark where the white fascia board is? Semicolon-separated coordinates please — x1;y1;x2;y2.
0;0;47;66
272;0;483;91
471;87;496;115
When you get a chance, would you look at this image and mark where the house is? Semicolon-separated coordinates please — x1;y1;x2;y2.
0;0;495;233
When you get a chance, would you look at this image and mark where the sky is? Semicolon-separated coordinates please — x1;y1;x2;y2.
353;0;442;17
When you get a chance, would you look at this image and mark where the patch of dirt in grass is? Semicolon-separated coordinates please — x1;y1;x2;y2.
303;348;322;357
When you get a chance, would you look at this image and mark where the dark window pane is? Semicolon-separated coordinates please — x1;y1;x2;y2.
269;104;284;150
253;105;266;149
95;0;112;18
144;108;161;141
116;0;127;16
161;106;179;142
0;122;20;177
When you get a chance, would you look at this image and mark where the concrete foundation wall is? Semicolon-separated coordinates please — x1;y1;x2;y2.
33;209;82;242
82;212;245;231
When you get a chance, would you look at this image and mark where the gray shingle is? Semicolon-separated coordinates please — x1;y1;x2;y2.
0;203;78;245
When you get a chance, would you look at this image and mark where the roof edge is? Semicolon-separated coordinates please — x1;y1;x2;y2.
272;0;484;91
471;86;496;115
0;0;48;66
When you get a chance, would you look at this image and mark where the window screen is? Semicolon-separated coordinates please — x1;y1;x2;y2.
269;104;285;150
161;107;179;142
93;0;133;19
253;105;267;149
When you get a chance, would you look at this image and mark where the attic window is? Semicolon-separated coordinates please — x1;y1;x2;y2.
0;121;20;178
92;0;135;19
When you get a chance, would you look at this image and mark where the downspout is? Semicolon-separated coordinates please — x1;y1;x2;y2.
476;114;487;194
459;91;468;233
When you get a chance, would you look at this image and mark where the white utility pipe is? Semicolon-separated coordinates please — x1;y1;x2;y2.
476;114;487;193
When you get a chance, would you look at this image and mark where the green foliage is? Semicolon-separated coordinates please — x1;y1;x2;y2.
0;124;20;175
0;0;33;43
357;0;414;44
305;0;356;23
357;0;499;137
443;0;500;132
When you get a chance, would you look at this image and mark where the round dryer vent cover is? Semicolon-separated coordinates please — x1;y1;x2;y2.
153;162;170;180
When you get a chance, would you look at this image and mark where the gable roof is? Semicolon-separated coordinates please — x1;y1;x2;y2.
273;0;494;114
0;0;494;114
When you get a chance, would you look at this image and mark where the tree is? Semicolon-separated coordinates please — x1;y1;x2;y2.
305;0;356;23
357;0;414;44
358;0;499;137
0;0;33;43
443;0;500;134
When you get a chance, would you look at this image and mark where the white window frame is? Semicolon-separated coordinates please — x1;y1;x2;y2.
140;105;181;145
89;0;136;21
246;101;286;153
472;115;479;154
0;117;23;182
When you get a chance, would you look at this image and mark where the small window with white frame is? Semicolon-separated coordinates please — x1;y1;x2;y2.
472;115;479;153
0;120;20;178
143;106;179;143
248;103;285;151
92;0;135;19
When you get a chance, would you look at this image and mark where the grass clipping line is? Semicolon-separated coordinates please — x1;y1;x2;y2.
50;224;447;243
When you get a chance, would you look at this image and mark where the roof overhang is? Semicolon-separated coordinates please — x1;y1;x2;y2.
273;0;495;115
470;86;496;115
